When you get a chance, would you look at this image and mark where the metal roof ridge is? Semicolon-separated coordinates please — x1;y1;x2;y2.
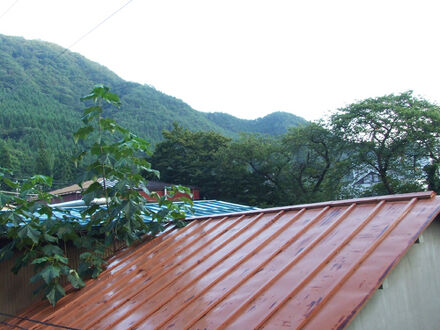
191;191;436;221
73;214;252;328
181;208;307;329
128;213;270;329
294;197;419;329
218;204;358;328
12;191;440;329
39;219;208;325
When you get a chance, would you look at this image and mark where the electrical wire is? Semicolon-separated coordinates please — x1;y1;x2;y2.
0;320;27;329
59;0;135;58
0;320;27;330
0;0;136;104
0;0;19;21
0;312;79;330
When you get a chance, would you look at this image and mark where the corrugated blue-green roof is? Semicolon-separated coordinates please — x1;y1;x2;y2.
145;200;259;218
45;200;259;225
2;200;259;228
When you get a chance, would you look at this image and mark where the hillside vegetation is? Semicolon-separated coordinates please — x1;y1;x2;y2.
0;34;306;181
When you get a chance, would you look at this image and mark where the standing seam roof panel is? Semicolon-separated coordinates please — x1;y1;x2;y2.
9;191;440;330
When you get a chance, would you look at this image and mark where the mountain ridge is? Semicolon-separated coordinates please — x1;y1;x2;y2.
0;34;307;178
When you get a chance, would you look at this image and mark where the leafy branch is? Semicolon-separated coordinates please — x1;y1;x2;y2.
0;85;192;306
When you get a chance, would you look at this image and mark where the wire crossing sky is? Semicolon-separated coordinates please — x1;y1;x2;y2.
0;0;135;105
1;0;440;121
0;0;19;20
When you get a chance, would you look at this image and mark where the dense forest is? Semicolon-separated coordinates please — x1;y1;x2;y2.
151;91;440;207
0;34;306;185
3;85;440;309
2;34;440;208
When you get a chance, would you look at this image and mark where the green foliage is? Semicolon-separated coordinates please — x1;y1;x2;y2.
0;170;84;306
151;123;231;199
152;123;347;207
154;93;438;206
0;86;192;306
74;84;192;246
424;164;440;192
282;123;349;203
205;111;307;136
0;34;305;184
330;91;440;194
215;133;289;207
74;86;190;246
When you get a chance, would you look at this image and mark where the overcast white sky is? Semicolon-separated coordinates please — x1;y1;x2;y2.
1;0;440;121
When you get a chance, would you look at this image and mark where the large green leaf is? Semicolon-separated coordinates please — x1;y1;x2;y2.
43;232;58;243
31;257;49;265
42;244;64;256
46;283;65;306
73;125;94;143
0;241;15;262
18;225;40;244
67;269;85;289
40;265;61;284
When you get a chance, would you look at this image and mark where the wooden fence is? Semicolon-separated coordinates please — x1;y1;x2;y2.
0;240;128;321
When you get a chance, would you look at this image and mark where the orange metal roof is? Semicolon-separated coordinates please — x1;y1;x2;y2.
8;191;440;329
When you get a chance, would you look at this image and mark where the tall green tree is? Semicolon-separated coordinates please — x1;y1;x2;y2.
330;91;440;194
215;133;289;207
0;140;13;170
151;123;231;199
282;123;348;203
35;144;54;177
0;85;192;306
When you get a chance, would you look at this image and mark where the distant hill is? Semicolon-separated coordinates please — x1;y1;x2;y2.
205;111;307;136
0;34;306;179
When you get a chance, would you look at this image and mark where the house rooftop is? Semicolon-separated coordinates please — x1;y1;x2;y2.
49;178;115;196
46;199;259;225
8;191;440;329
49;179;197;196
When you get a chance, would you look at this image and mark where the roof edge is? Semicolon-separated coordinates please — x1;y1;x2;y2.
191;191;436;221
338;194;440;329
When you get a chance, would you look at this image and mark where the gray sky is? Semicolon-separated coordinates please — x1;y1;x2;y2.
1;0;440;121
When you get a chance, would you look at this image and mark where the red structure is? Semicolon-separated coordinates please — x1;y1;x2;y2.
138;181;200;201
49;179;199;203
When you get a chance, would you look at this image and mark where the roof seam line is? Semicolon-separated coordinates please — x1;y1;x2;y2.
149;212;278;329
111;213;264;328
255;201;384;328
216;206;332;329
296;197;418;329
35;218;206;324
183;208;307;329
74;215;234;328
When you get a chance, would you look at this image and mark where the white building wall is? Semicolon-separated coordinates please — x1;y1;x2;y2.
348;220;440;330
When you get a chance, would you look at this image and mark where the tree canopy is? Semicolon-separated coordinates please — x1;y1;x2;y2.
330;91;440;194
0;34;305;183
151;123;231;199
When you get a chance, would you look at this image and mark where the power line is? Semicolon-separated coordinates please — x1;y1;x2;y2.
0;320;27;329
0;0;19;21
0;0;136;103
0;311;79;330
59;0;136;58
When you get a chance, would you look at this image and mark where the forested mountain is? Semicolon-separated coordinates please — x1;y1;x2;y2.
0;34;306;181
205;111;307;136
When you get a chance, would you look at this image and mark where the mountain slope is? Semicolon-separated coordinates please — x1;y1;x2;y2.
0;34;306;179
205;111;307;136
